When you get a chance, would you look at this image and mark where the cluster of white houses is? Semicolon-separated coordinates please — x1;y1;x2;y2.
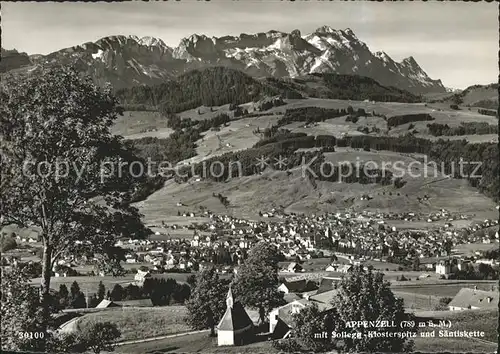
435;257;499;277
110;209;499;277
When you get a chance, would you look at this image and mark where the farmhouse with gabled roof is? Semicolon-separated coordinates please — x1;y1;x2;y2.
448;288;498;311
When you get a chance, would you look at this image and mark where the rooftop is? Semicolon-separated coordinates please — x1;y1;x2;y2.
217;301;254;331
448;288;498;310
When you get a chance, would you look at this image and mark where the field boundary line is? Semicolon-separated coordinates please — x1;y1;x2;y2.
115;329;209;346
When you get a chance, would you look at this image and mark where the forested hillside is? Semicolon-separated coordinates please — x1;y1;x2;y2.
115;67;422;114
430;83;498;109
114;67;496;204
300;73;422;102
115;67;296;114
128;120;499;203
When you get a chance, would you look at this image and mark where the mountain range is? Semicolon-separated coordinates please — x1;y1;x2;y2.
2;26;446;94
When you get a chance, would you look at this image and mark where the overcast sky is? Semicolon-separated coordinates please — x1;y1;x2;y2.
2;1;498;89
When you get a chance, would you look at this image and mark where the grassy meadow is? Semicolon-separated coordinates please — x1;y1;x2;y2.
76;306;191;341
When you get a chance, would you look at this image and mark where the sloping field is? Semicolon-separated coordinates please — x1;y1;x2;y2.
147;225;211;240
412;305;498;351
115;309;498;353
136;166;333;221
30;275;136;293
391;281;497;298
111;111;174;139
113;98;496;142
423;91;455;102
322;148;424;168
285;118;380;138
136;154;497;223
358;177;496;219
419;109;497;125
179;114;280;166
267;98;430;116
137;172;379;224
271;98;497;123
177;102;256;121
122;97;496;223
417;308;498;343
388;109;498;140
453;242;499;256
273;98;496;142
454;84;498;107
75;306;191;341
413;336;496;353
393;291;442;310
316;149;496;218
116;331;279;354
178;104;234;121
416;133;498;143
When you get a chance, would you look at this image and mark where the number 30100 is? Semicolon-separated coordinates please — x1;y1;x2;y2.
18;332;45;339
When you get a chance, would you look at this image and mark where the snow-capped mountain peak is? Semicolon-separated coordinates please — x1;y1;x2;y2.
314;25;337;34
344;28;355;36
401;56;418;66
375;51;391;62
16;27;446;93
185;33;209;44
138;36;167;48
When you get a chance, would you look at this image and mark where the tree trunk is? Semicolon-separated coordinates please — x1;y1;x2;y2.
40;245;52;314
40;243;52;345
41;243;52;298
210;325;215;337
259;306;266;325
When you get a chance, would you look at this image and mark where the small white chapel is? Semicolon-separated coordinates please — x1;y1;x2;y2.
217;287;254;346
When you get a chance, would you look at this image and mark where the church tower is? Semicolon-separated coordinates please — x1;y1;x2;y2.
217;286;254;346
226;287;234;309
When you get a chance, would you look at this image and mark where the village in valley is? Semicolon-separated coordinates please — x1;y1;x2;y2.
2;204;499;352
44;207;500;280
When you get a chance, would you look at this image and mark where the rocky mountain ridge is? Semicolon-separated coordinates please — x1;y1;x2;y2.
2;26;446;93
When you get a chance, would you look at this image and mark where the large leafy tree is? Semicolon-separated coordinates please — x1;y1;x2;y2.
290;303;333;352
232;241;286;324
332;266;416;352
1;266;91;353
185;267;230;336
0;67;151;337
282;303;346;353
0;267;44;351
77;321;121;354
